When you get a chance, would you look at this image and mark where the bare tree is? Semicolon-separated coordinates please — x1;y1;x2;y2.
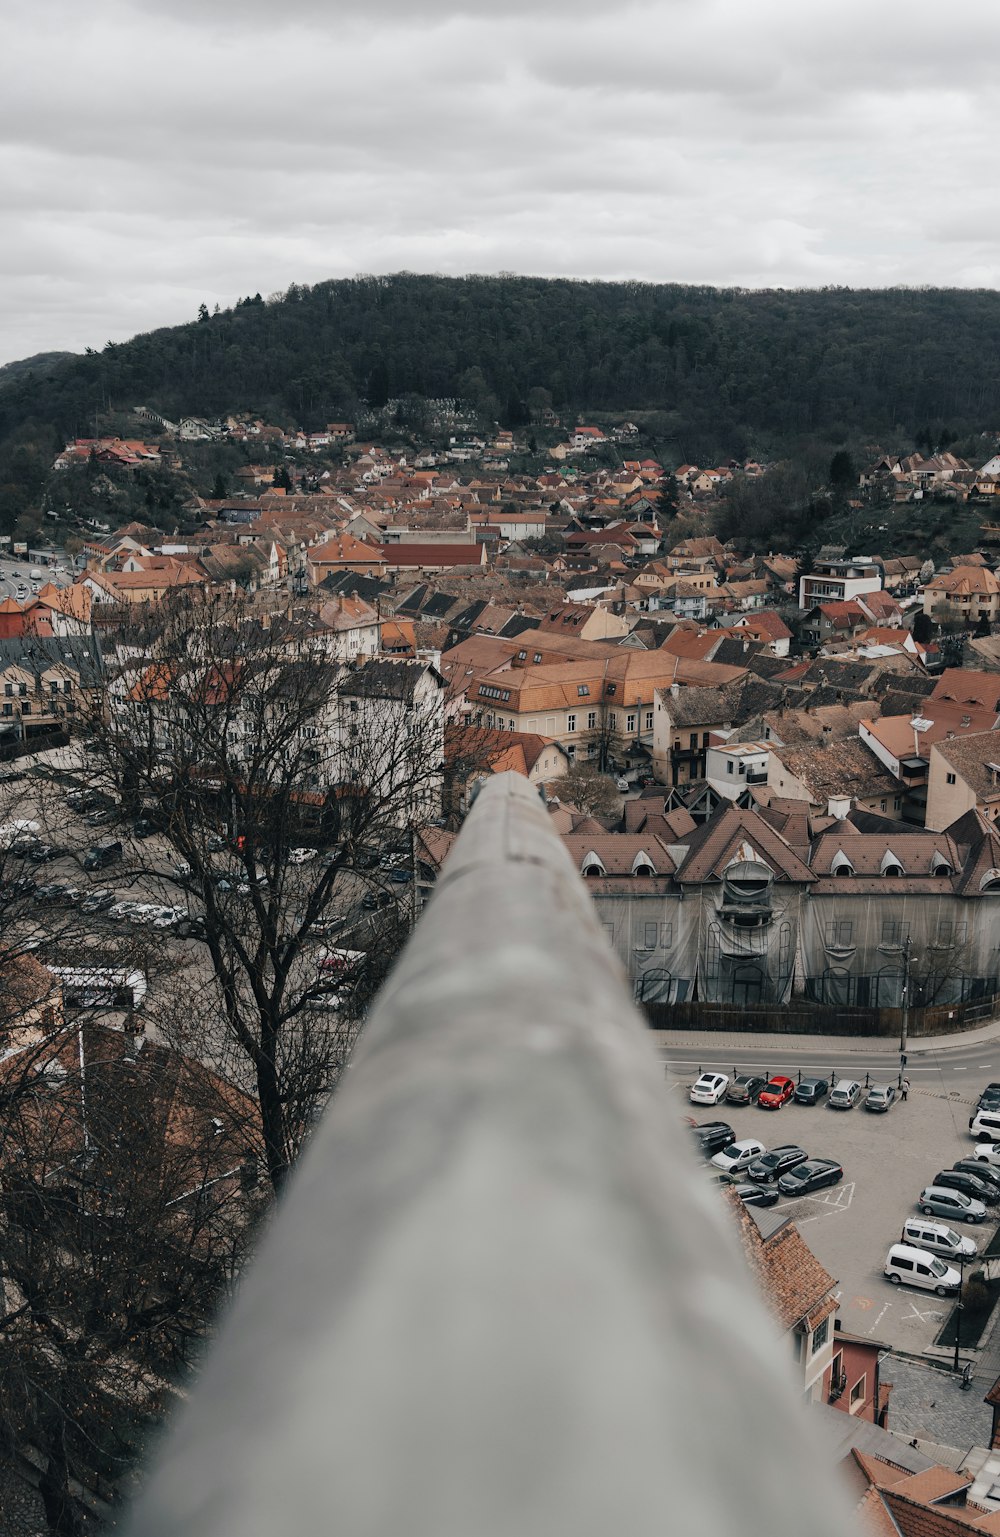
72;592;451;1191
0;1015;260;1535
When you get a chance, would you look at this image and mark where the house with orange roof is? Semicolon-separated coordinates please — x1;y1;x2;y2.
306;533;388;584
924;565;1000;625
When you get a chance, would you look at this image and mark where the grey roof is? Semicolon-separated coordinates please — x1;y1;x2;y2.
338;658;438;702
661;685;731;727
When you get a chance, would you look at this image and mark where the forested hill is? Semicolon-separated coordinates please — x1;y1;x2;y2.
3;275;1000;459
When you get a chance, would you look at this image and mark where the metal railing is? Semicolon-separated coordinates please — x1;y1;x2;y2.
125;772;852;1537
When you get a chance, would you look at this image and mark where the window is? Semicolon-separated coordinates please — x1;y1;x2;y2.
645;711;653;731
881;919;910;944
849;1376;866;1409
533;653;542;664
627;713;636;733
661;921;673;947
577;685;590;697
702;732;709;748
587;711;597;730
602;923;615;941
811;1318;829;1354
937;921;968;946
689;733;698;750
517;649;526;660
946;773;957;785
567;714;576;733
608;713;617;731
726;761;734;774
825;920;853;946
643;922;658;949
606;683;617;696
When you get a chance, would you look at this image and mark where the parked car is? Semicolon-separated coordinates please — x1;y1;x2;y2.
175;915;207;940
288;847;317;864
726;1074;767;1105
361;889;395;911
970;1107;1000;1139
83;840;122;871
793;1077;829;1105
746;1146;808;1184
972;1142;1000;1167
710;1138;768;1174
206;834;228;853
777;1158;844;1196
977;1082;1000;1109
884;1244;961;1297
757;1075;796;1110
828;1079;863;1110
953;1160;1000;1199
86;807;117;827
34;881;79;905
108;900;143;923
28;843;62;863
66;789;100;811
733;1183;780;1209
133;817;157;839
918;1186;987;1224
865;1083;896;1113
900;1217;977;1262
690;1072;730;1106
689;1122;735;1157
933;1168;1000;1206
80;887;115;915
173;860;192;878
615;776;630;792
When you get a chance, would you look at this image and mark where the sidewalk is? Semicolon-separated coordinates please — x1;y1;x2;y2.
651;1013;1000;1060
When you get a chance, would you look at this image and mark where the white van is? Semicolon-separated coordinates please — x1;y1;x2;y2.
970;1107;1000;1139
884;1243;961;1295
901;1218;977;1262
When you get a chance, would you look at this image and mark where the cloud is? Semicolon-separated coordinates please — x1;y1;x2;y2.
2;0;999;363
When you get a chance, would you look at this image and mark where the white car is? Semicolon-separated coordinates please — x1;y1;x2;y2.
711;1138;768;1173
151;906;185;929
288;847;317;864
615;777;630;792
690;1072;729;1106
973;1142;1000;1167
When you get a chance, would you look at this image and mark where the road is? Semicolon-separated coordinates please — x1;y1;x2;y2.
656;1034;1000;1096
0;555;74;600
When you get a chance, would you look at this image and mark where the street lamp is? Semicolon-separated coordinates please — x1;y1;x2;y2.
953;1253;967;1374
878;934;912;1085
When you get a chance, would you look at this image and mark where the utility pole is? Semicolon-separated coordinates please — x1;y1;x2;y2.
899;934;911;1086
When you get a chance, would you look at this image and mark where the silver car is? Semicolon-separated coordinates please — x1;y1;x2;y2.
918;1185;987;1224
865;1083;896;1113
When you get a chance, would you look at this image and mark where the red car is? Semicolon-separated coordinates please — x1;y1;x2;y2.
757;1075;796;1110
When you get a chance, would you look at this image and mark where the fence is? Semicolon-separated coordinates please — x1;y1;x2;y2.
643;995;1000;1037
124;773;852;1537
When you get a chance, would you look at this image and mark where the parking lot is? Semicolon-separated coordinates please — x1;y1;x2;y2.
670;1065;993;1355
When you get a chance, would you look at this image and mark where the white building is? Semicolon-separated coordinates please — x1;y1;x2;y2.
798;556;882;610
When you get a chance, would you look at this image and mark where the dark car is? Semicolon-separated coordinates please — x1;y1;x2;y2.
793;1077;829;1105
206;835;228;853
80;887;115;914
28;843;63;863
690;1121;735;1157
726;1074;767;1106
362;889;395;911
83;840;122;871
732;1183;780;1209
34;881;78;906
978;1083;1000;1109
387;867;413;884
175;915;207;940
777;1158;844;1196
934;1168;1000;1205
86;807;117;827
954;1160;1000;1198
746;1145;808;1184
133;817;157;839
66;789;100;811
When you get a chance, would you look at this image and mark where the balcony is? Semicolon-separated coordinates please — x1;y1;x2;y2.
123;773;854;1537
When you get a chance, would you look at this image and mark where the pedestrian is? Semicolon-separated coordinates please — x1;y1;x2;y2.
901;1077;910;1102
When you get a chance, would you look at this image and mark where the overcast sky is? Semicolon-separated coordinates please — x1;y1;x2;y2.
3;0;999;366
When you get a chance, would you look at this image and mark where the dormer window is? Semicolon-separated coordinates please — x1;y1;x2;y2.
631;852;656;877
880;848;904;878
931;851;953;877
830;851;855;877
581;852;606;877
